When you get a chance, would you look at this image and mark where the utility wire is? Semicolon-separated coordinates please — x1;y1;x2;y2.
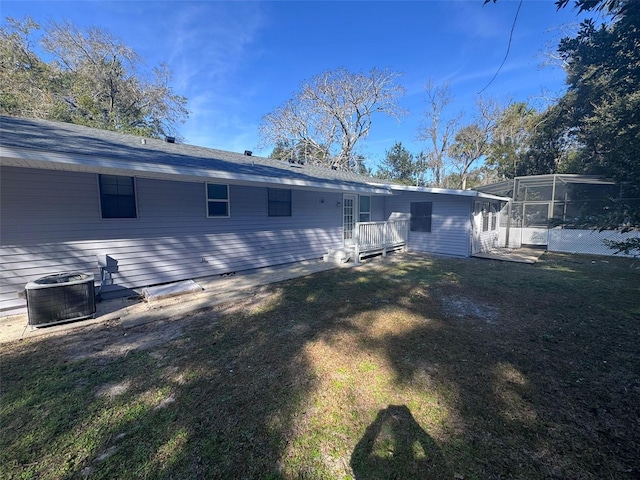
478;0;524;94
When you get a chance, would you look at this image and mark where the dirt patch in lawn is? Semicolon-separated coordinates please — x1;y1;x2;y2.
63;318;186;363
57;286;277;363
440;295;500;323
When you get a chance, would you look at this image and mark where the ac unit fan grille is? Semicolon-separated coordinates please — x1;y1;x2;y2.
26;275;95;327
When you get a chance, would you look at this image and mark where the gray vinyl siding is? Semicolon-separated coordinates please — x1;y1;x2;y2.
385;191;471;257
0;167;343;312
370;195;386;222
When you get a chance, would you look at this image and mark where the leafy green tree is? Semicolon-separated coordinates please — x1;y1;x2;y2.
447;125;489;189
0;16;188;139
443;169;486;190
270;139;329;164
522;102;586;176
556;3;640;190
352;154;373;176
554;0;626;13
556;1;640;253
486;0;624;13
375;142;421;185
485;0;639;254
0;17;65;118
485;102;538;178
447;97;499;189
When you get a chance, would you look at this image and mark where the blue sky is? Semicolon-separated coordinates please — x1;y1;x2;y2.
3;1;588;170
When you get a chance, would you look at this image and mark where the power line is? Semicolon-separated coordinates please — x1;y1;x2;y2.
478;0;524;95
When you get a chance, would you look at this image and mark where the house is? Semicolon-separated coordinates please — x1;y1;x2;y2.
475;174;640;256
0;116;506;314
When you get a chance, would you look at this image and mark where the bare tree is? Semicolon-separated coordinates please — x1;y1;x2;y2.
417;81;461;187
447;97;499;189
260;67;405;171
448;125;486;189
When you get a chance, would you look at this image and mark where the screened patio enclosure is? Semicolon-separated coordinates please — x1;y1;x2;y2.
476;174;639;255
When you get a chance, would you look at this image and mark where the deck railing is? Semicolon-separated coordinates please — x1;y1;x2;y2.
354;219;409;264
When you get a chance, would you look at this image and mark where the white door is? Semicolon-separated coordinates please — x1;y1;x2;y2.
343;194;357;246
471;202;482;255
521;203;549;246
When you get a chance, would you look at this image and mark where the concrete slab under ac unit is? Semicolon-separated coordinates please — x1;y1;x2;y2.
141;279;203;302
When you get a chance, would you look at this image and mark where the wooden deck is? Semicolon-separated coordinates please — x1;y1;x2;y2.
354;219;409;264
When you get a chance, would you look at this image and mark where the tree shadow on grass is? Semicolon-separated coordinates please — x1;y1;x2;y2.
351;404;452;480
1;267;375;479
2;254;639;479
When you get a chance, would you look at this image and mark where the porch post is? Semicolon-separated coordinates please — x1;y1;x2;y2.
382;221;388;257
403;219;409;252
354;222;361;265
505;200;512;248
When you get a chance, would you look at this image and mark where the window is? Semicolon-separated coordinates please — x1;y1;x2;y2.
482;201;490;232
207;183;229;217
268;188;291;216
359;196;371;222
491;203;498;231
479;201;500;232
482;202;489;232
99;175;137;219
410;202;432;232
482;214;490;232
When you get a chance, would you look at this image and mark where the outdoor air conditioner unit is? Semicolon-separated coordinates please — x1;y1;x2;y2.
25;272;96;327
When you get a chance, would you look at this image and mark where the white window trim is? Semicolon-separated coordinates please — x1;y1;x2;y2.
206;183;230;218
358;195;371;222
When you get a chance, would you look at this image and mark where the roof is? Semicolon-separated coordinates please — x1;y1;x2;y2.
375;182;508;201
0;116;389;194
474;174;615;197
0;115;507;200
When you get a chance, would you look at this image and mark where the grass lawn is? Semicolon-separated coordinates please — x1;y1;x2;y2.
1;252;639;479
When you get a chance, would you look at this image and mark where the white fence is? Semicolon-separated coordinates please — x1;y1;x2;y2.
500;227;639;256
548;229;639;256
354;219;409;263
